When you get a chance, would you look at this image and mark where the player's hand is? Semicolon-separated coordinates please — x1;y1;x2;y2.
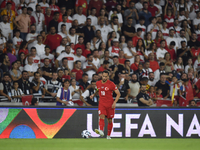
112;102;116;109
90;94;94;99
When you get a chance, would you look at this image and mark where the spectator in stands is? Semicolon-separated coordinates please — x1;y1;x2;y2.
166;41;176;61
181;20;191;42
137;84;153;106
148;72;157;86
187;32;200;48
83;54;97;81
178;29;187;48
193;11;200;30
26;24;38;51
74;48;86;66
31;71;45;97
57;69;64;83
45;72;61;98
82;18;95;44
129;74;140;100
177;41;192;66
0;15;12;40
74;36;85;53
118;50;126;65
58;14;71;34
14;7;30;41
35;35;45;56
169;19;181;38
71;60;84;82
156;40;168;61
7;47;17;69
80;80;98;106
108;38;121;57
44;26;62;53
135;0;144;12
42;58;53;81
69;78;83;106
142;61;153;78
56;45;75;71
189;100;197;107
0;74;12;101
92;49;100;68
0;54;10;74
149;53;159;72
99;50;113;66
88;7;98;26
73;6;86;28
67;27;79;45
122;17;135;42
138;2;152;27
25;47;40;67
132;28;142;47
154;62;166;81
162;52;174;73
56;37;68;57
155;73;170;99
11;81;24;102
124;1;139;27
24;56;38;77
32;5;45;33
58;24;68;38
135;16;146;40
48;11;60;33
27;7;36;26
95;17;113;43
148;0;159;17
3;40;16;55
18;71;32;95
166;29;179;51
9;61;22;81
57;58;69;72
57;0;73;13
110;56;125;81
97;60;109;74
124;60;133;75
79;73;89;92
88;0;103;17
147;17;161;40
40;45;54;68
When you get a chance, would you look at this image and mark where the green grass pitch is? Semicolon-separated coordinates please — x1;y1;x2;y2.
0;139;199;150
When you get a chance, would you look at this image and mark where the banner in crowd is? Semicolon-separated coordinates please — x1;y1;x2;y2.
0;107;200;138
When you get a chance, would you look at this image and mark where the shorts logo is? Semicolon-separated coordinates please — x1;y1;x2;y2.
105;87;109;91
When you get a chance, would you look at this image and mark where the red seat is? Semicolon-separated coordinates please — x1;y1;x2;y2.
156;99;173;107
21;95;33;106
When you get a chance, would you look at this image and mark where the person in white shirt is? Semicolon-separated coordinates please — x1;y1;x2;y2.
135;16;146;39
24;56;38;76
32;5;45;33
135;0;144;12
58;14;72;33
58;24;68;38
142;61;153;78
154;0;162;17
27;0;37;11
156;40;168;61
39;0;49;14
148;72;157;86
83;54;98;81
0;15;12;40
123;40;137;64
56;45;75;71
147;17;161;40
74;48;86;68
35;35;45;56
108;5;123;26
25;47;41;67
13;30;23;52
67;27;79;44
56;37;68;57
26;24;38;51
40;45;54;67
166;29;179;51
161;21;169;39
154;62;166;82
169;19;182;38
108;38;121;57
92;49;100;69
95;17;113;43
72;6;86;28
193;11;200;30
87;7;98;26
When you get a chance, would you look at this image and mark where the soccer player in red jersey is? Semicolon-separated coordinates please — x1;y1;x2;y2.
91;70;120;139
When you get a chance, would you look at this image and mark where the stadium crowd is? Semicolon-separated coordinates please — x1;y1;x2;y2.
0;0;199;107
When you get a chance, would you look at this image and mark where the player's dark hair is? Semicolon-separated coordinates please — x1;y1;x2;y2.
103;70;109;75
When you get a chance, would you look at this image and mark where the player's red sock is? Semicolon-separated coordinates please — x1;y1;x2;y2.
107;122;113;136
99;118;105;131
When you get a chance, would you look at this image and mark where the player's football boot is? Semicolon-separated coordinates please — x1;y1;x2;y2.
106;135;111;139
95;129;104;137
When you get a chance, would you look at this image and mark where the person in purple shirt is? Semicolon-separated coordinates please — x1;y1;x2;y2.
7;48;17;69
105;0;118;12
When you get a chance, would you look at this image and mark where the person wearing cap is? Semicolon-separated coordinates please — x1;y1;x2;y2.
108;38;121;57
135;16;146;39
3;40;16;55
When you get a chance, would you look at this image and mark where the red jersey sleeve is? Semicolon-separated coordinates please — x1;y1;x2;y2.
110;82;117;91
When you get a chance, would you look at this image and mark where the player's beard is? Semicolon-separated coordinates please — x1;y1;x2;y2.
102;78;107;83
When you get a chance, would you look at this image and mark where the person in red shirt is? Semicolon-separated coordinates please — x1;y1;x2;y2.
105;0;118;12
191;46;200;63
166;41;176;61
97;60;109;74
153;30;168;48
27;7;36;26
44;7;53;31
132;28;142;47
62;69;71;80
88;0;103;16
149;53;159;72
75;0;87;16
82;42;91;58
74;36;85;54
44;26;62;53
148;86;156;99
155;88;163;99
71;60;84;82
148;0;159;17
118;50;126;65
164;0;175;28
18;41;29;56
130;55;140;71
91;70;120;139
49;0;60;16
0;0;15;11
58;6;66;22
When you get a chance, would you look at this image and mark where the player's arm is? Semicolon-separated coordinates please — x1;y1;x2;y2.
112;89;121;109
90;89;98;99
